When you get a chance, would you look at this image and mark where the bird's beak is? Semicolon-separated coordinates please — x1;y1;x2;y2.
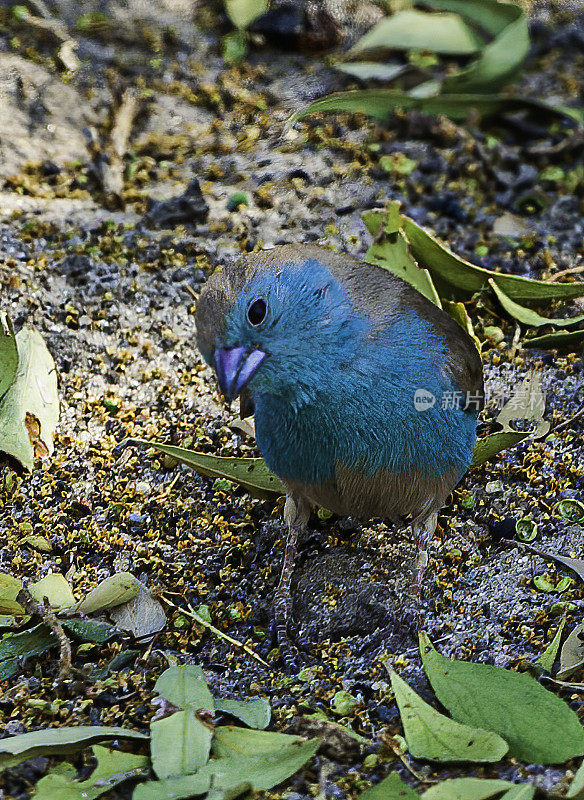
214;346;267;402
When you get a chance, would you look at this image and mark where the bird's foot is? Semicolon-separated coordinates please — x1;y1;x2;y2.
260;609;313;672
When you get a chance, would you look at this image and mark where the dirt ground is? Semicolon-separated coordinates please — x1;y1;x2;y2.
1;1;584;798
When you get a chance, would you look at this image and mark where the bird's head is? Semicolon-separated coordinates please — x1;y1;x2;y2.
196;253;365;406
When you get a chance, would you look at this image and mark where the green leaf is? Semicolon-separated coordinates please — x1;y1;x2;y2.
33;745;149;800
495;371;549;439
489;280;584;328
0;326;59;470
558;623;584;681
0;573;24;615
335;62;408;82
122;439;284;499
0;314;18;401
29;573;75;610
210;736;320;791
524;329;584;351
422;778;514;800
350;9;483;56
471;371;549;468
358;772;418;800
154;665;215;712
498;786;535;800
442;2;529;92
67;573;142;615
222;30;248;63
365;201;441;306
418;0;515;36
287;89;581;129
515;518;537;543
133;772;214;800
151;710;213;779
390;670;508;762
402;215;584;303
21;534;53;552
212;725;307;759
535;617;566;673
0;725;148;774
225;0;268;30
419;632;584;763
568;758;584;798
214;697;271;729
554;499;584;523
0;624;57;680
62;619;119;643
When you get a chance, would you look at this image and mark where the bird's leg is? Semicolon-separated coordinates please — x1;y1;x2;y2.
405;512;438;631
271;493;310;671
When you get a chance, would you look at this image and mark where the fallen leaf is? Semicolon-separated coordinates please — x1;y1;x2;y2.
62;619;120;643
558;623;584;681
29;573;75;610
0;314;18;400
489;280;584;329
535;617;566;673
212;725;307;759
67;573;142;615
154;665;215;712
225;0;268;29
568;758;584;798
133;772;213;800
0;725;148;774
214;697;271;730
498;786;535;800
524;329;584;351
357;772;418;799
122;439;284;499
390;669;508;762
335;62;408;82
0;326;59;470
422;777;514;800
349;9;483;56
33;745;149;800
495;371;550;438
0;573;24;615
0;624;58;680
364;201;441;306
109;584;166;639
151;709;212;779
420;632;584;763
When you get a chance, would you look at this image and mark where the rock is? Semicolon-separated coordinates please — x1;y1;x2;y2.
0;54;96;178
144;179;209;228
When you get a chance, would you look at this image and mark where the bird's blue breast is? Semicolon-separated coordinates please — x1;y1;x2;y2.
253;310;477;486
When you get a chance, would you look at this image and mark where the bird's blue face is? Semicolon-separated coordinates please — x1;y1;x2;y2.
215;258;366;406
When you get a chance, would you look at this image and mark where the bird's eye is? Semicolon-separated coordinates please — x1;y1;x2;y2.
247;298;267;326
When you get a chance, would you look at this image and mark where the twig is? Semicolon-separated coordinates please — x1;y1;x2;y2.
101;88;140;198
160;596;270;670
380;730;440;784
14;7;79;70
545;265;584;282
552;404;584;434
17;588;73;682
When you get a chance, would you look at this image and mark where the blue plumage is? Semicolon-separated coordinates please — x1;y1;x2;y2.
219;257;476;484
195;243;484;666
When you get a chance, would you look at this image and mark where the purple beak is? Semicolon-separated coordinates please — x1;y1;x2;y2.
214;346;267;402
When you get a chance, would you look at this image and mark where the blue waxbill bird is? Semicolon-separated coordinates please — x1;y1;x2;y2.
196;244;484;667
